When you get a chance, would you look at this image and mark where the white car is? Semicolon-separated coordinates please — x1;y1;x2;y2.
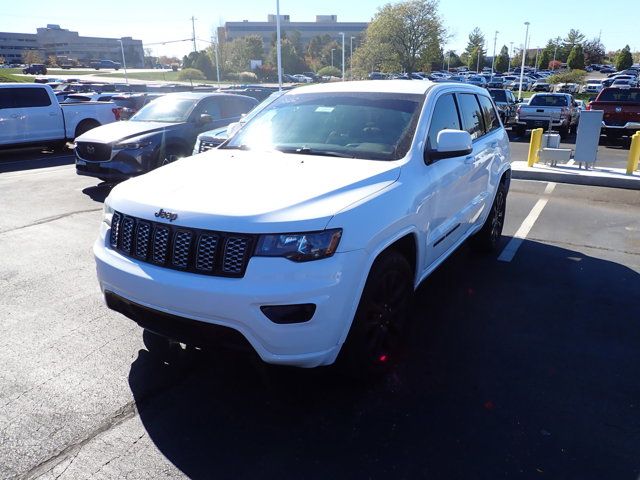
581;79;603;94
96;80;512;374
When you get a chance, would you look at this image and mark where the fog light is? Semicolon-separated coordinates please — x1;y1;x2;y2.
260;304;316;324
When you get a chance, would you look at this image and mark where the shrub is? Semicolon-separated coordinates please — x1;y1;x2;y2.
317;66;341;77
177;68;205;81
547;69;587;85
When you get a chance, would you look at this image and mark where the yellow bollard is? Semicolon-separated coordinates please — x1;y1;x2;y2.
627;132;640;175
527;128;544;167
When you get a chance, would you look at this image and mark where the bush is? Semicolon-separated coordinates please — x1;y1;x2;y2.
0;72;32;83
547;69;587;85
177;68;205;81
317;66;341;77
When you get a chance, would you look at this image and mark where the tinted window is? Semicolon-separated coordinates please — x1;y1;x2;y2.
597;88;640;102
193;97;222;119
426;94;461;150
477;95;501;132
131;96;197;122
0;87;52;108
489;89;506;102
221;96;257;118
529;95;569;107
457;93;485;140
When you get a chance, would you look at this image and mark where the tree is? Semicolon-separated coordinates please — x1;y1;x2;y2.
494;45;509;73
0;56;5;65
567;44;585;70
444;50;462;69
47;55;58;67
583;38;605;65
226;36;264;72
465;27;485;69
549;60;562;70
615;45;633;71
194;51;215;80
317;66;341;77
177;68;205;81
268;38;307;74
352;0;446;75
561;29;585;61
23;50;43;65
538;48;551;70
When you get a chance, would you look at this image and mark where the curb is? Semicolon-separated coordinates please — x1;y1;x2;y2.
511;168;640;190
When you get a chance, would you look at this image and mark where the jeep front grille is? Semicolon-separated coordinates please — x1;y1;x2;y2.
109;212;256;278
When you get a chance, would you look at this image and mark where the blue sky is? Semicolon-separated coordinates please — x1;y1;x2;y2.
2;0;635;58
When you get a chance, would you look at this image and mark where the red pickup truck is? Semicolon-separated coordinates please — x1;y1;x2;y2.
587;87;640;141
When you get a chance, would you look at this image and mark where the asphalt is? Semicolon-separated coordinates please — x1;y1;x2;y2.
1;154;639;479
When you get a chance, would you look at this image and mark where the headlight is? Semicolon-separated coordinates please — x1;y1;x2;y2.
255;229;342;262
115;139;152;150
103;203;114;226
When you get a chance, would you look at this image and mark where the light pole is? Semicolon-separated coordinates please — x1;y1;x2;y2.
518;22;530;100
350;36;355;80
534;46;540;71
340;32;345;81
476;45;481;72
491;30;499;74
331;48;335;68
509;41;514;71
117;39;128;89
447;51;451;71
276;0;282;90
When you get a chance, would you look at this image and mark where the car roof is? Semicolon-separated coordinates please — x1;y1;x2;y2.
163;92;257;100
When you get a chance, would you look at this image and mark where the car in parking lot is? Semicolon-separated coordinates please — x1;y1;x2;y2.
588;87;640;141
488;88;518;125
582;79;604;94
466;75;487;88
22;64;47;75
514;92;578;138
95;80;511;374
91;59;121;70
75;92;257;182
112;93;165;120
531;80;551;92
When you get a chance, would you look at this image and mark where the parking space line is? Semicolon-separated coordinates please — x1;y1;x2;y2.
566;159;575;166
498;182;556;262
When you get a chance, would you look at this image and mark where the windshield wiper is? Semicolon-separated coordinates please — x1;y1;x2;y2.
278;146;355;158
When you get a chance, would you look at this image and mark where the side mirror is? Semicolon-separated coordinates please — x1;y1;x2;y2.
198;113;213;125
426;129;473;163
226;121;242;137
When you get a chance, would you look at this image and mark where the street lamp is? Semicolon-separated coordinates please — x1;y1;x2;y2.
491;30;499;74
518;22;530;100
331;48;335;68
276;0;282;90
509;41;514;71
339;32;345;81
534;46;540;71
117;39;129;89
350;36;355;80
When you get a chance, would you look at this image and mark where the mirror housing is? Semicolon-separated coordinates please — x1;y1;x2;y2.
426;129;473;163
198;113;213;125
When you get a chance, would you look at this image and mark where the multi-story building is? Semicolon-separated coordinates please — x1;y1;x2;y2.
219;15;368;52
0;24;144;67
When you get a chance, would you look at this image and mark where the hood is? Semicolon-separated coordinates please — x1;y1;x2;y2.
108;149;402;233
75;120;180;144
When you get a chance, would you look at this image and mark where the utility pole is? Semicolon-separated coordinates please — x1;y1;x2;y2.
534;46;540;71
276;0;282;90
491;30;499;74
211;34;220;86
350;36;355;80
519;22;530;100
191;16;197;52
509;41;514;71
340;32;345;81
476;45;481;72
447;51;450;71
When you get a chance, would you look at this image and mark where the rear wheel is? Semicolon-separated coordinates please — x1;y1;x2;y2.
471;182;507;253
74;120;100;138
155;145;185;169
338;250;413;378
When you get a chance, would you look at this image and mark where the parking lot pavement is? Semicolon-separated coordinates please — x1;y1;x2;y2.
508;130;632;169
1;162;639;479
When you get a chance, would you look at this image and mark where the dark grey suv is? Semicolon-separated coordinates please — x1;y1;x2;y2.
75;92;257;182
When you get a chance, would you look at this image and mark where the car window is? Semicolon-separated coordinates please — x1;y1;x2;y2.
426;94;461;150
529;95;568;107
456;93;485;140
193;97;222;119
220;96;256;119
1;87;52;108
477;95;501;132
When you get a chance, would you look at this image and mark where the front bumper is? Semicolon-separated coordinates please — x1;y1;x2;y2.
516;118;568;129
76;145;155;180
94;223;369;368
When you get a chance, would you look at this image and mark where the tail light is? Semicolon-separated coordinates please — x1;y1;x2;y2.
112;107;121;121
586;103;591;110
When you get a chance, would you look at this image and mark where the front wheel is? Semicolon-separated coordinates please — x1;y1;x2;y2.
155;146;186;169
471;182;507;253
337;250;413;378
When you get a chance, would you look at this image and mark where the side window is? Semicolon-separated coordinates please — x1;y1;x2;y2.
477;95;501;132
221;96;255;119
194;98;222;119
426;94;461;150
0;90;14;109
456;93;485;140
13;88;52;108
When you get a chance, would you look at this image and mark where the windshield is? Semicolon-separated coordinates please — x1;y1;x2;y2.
597;88;640;102
223;91;424;161
489;90;507;102
131;96;197;122
529;95;568;107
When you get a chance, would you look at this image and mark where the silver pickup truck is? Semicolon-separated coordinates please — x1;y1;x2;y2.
513;93;579;138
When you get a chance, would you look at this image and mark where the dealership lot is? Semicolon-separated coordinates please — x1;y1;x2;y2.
0;150;638;479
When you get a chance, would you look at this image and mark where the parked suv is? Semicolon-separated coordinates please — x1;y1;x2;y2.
95;81;511;374
22;64;47;75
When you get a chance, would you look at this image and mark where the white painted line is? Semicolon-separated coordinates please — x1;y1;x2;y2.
566;159;575;166
498;182;556;263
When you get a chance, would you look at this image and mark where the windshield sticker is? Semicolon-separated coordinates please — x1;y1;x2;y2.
315;106;334;113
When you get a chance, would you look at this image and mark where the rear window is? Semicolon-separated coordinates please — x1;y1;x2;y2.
0;87;52;108
529;95;568;107
489;90;507;102
597;89;640;102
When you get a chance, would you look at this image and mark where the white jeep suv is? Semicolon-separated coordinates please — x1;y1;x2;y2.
95;80;511;372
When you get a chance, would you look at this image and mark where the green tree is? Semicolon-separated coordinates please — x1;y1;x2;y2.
269;38;307;74
225;35;264;72
567;44;585;70
23;50;43;65
494;45;509;73
561;29;585;61
317;66;341;77
177;68;205;81
465;27;485;70
615;45;633;71
352;0;446;75
538;48;551;70
194;51;215;80
583;38;605;65
444;50;462;69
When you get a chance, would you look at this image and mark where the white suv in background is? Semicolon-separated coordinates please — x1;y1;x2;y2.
95;80;511;374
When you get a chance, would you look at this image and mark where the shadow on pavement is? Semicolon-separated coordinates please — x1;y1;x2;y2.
82;182;114;203
127;241;640;479
0;146;75;173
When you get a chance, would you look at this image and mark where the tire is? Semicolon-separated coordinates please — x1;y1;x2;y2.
337;250;413;378
74;120;99;138
155;145;185;169
471;181;507;253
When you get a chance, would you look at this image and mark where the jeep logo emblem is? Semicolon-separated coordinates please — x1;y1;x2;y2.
154;208;178;222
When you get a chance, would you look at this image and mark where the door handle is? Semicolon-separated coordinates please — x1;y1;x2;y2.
464;155;475;164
